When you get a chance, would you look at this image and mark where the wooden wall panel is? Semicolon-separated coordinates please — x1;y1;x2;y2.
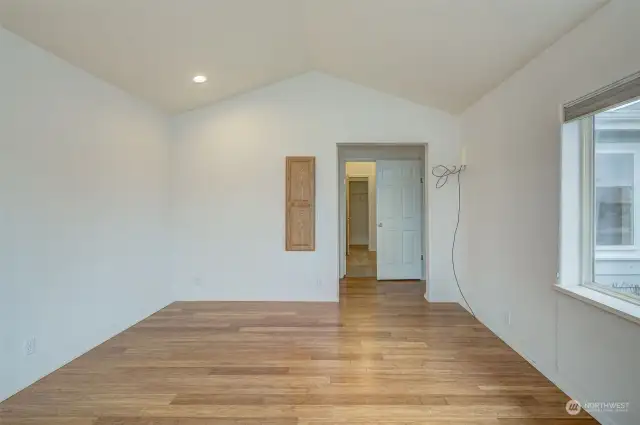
286;156;315;251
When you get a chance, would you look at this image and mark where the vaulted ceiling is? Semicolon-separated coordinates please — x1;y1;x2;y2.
0;0;608;113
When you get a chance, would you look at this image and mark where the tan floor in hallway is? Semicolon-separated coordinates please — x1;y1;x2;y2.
0;279;599;424
346;244;377;277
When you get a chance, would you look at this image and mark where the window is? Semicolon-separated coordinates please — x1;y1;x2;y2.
563;98;640;304
595;153;635;247
595;185;633;246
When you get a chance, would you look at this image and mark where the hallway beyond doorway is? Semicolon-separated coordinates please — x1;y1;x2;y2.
340;150;426;282
346;245;377;277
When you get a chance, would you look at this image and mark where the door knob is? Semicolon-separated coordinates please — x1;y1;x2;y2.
378;223;383;227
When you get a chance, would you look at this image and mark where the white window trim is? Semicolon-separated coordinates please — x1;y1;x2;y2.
558;115;640;325
580;116;595;285
554;284;640;325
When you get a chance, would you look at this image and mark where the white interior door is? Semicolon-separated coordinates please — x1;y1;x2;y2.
376;160;423;280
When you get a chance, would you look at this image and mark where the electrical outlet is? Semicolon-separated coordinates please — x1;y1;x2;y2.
316;279;322;288
25;337;36;356
506;312;512;326
193;277;203;287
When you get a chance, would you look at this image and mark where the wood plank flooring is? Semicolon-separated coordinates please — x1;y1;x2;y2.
0;279;599;424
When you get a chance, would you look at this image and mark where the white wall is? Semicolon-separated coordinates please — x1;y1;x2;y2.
0;27;172;401
346;162;376;251
170;72;461;302
460;1;640;424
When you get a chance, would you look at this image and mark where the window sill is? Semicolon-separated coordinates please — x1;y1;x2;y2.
554;285;640;325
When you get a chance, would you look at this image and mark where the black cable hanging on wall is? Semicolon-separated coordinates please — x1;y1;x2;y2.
431;164;475;317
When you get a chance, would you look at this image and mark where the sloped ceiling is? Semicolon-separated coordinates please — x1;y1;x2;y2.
0;0;608;113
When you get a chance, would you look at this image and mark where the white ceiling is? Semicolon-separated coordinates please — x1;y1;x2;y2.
0;0;608;113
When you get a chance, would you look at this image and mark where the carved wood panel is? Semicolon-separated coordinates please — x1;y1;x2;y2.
286;156;315;251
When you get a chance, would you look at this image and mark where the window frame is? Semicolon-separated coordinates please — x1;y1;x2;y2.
578;115;640;306
558;72;640;325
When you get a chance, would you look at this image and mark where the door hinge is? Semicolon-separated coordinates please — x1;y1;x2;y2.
421;254;424;260
420;177;424;183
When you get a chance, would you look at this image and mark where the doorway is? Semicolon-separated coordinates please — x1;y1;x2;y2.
346;167;376;277
339;145;427;282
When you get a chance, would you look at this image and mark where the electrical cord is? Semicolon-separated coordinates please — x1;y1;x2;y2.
431;165;475;317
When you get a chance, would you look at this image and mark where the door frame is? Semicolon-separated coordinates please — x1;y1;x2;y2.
338;144;428;281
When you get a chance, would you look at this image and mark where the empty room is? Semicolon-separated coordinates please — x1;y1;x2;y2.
1;1;639;425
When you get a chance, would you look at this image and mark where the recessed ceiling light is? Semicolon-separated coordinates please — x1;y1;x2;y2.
192;75;207;83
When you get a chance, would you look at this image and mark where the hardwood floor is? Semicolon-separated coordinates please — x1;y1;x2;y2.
0;279;598;424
